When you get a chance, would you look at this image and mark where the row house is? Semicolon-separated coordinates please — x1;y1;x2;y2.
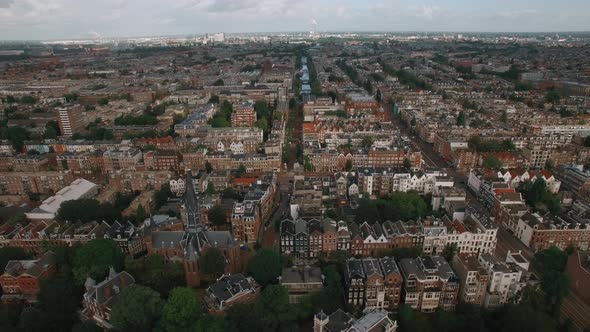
442;211;498;255
143;151;180;171
82;269;135;329
515;212;590;251
0;251;56;303
205;274;260;313
102;148;143;172
399;256;460;312
345;257;403;311
231;102;257;127
109;171;173;192
351;220;424;257
0;172;74;196
231;200;260;245
451;253;490;306
478;253;528;308
497;169;561;194
478;152;526;169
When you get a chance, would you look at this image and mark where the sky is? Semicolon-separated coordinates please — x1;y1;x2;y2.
0;0;589;40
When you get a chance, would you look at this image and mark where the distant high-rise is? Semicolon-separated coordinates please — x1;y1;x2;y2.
57;106;88;137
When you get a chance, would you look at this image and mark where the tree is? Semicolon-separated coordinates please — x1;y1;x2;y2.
483;156;503;170
136;204;147;223
110;285;163;332
208;95;220;104
208;205;226;226
501;110;508;123
199;248;226;276
124;255;184;298
247;249;284;286
220;187;242;200
361;136;374;150
7;213;27;226
153;184;172;209
345;159;353;171
160;287;203;332
72;239;124;284
98;98;109;106
213;79;224;86
0;247;31;271
354;198;381;223
442;243;458;262
457;111;467;126
546;89;561;104
37;274;81;331
20;95;37;104
207;182;216;194
205;161;213;174
403;158;412;170
236;163;247;177
375;88;382;103
289;97;296;110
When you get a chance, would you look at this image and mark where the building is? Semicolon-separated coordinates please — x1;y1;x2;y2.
451;253;489;306
398;256;460;312
344;257;403;311
313;309;398;332
231;102;257;127
82;269;135;329
0;251;56;303
57;106;88;137
279;266;324;303
566;250;590;303
25;178;99;221
514;212;590;251
205;273;259;313
478;253;528;308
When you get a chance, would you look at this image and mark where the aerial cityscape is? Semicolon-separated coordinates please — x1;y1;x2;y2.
0;1;590;332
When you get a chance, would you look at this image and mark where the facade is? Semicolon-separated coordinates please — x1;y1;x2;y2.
279;266;324;303
231;102;257;127
313;309;398;332
57;106;88;137
344;257;402;311
398;256;460;312
0;251;56;303
82;269;135;329
478;253;528;308
451;253;489;306
205;273;259;313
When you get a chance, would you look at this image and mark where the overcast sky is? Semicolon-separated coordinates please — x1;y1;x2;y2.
1;0;589;40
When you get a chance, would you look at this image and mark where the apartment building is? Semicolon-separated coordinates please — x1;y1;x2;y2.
515;212;590;251
345;257;402;311
82;270;135;329
231;102;257;127
279;266;324;303
0;251;56;303
478;253;528;308
398;256;460;312
313;309;398;332
205;274;259;313
57;106;88;137
451;253;489;306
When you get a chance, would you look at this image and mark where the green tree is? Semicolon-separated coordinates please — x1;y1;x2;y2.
236;163;247;177
199;248;226;276
361;136;374;150
213;79;224;86
136;204;147;222
483;156;503;170
124;255;184;298
72;239;124;284
457;111;467;126
207;182;216;194
501;110;508;123
289;97;296;110
205;161;213;173
208;95;220;104
207;205;226;226
546;89;561;104
403;158;412;170
247;249;284;286
110;285;163;332
345;159;353;171
98;98;109;106
442;243;458;262
20;95;37;104
0;247;31;271
160;287;203;332
37;273;81;331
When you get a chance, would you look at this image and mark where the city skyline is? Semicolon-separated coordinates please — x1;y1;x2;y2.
1;0;590;40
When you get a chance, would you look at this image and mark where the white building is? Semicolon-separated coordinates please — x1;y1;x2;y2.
478;253;527;308
25;179;99;220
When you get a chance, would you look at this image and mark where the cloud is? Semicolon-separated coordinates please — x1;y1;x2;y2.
414;4;441;20
0;0;13;9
